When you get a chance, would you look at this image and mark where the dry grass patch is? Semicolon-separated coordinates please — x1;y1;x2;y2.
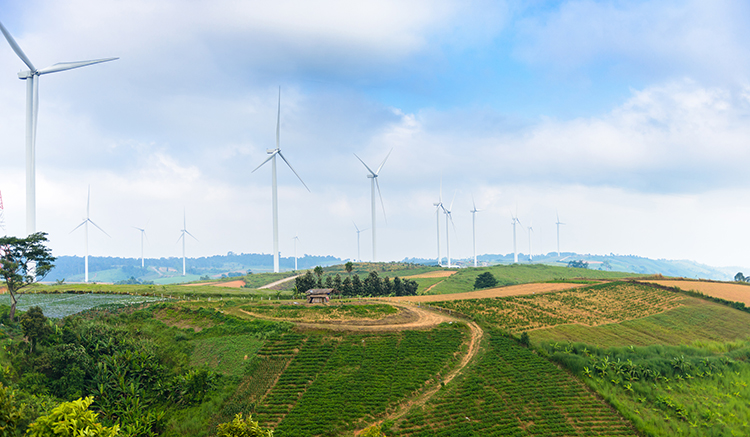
648;279;750;306
403;270;458;279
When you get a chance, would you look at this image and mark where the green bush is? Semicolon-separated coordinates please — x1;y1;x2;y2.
216;413;272;437
473;272;498;290
25;396;119;437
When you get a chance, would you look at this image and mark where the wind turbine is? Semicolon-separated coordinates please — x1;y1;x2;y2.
133;226;147;268
354;148;392;262
71;186;110;283
177;210;198;276
511;211;522;263
433;180;444;266
0;21;117;236
292;234;299;270
527;221;534;263
470;195;480;267
556;212;565;257
442;191;457;268
353;222;368;262
252;88;309;273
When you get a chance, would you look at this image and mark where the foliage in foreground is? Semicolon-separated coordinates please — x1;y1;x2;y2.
25;396;119;437
216;413;272;437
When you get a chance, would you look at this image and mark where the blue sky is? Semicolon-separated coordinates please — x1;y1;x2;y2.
1;0;750;269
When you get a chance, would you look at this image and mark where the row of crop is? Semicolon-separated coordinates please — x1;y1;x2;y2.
391;332;635;437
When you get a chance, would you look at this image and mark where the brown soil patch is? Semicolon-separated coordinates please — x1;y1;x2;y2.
0;287;6;294
182;280;246;288
388;282;588;303
404;270;458;279
648;280;750;306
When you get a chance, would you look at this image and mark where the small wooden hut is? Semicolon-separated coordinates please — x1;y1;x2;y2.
306;288;333;304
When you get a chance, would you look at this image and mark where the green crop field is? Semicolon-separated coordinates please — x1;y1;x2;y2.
239;302;398;321
6;292;164;318
422;264;643;295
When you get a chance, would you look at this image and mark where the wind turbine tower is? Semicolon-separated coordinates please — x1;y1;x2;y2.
177;210;198;276
292;235;299;270
556;213;565;257
528;221;534;263
354;149;392;261
433;180;444;266
353;222;368;262
511;213;522;263
0;21;117;236
470;196;480;267
133;227;146;268
442;191;457;268
71;186;110;283
252;88;310;273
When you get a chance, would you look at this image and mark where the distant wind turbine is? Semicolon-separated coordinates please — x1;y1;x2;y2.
0;21;117;235
442;190;457;268
511;210;522;263
354;148;392;261
71;186;110;283
252;88;309;273
177;210;198;276
133;226;147;268
433;180;444;266
353;222;368;262
470;195;481;267
556;212;565;257
292;234;299;270
528;221;533;263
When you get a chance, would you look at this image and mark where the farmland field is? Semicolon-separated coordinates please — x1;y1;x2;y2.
389;281;586;303
237;302;399;322
6;292;164;318
647;279;750;306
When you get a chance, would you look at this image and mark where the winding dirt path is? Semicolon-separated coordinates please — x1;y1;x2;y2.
259;274;301;289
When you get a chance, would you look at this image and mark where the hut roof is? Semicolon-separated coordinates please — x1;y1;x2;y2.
306;288;333;296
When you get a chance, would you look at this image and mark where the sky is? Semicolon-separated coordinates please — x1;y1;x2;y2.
1;0;750;269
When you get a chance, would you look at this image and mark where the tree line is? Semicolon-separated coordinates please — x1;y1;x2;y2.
295;268;419;297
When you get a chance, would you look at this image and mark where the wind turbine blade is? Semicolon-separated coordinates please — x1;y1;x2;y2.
375;148;393;175
352;221;360;232
252;151;276;173
449;190;457;211
37;58;118;75
277;151;310;192
70;221;87;233
471;194;476;211
353;153;377;176
185;230;199;242
276;87;281;150
88;219;111;238
0;21;36;71
176;233;184;244
449;213;457;234
132;226;144;232
375;178;387;224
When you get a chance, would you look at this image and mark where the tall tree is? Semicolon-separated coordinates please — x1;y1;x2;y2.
0;232;55;322
313;266;324;288
345;261;354;276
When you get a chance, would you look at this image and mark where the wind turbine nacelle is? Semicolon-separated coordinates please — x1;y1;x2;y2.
17;70;33;79
367;174;375;179
266;149;276;154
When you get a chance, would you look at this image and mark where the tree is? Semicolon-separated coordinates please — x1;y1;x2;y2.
25;396;119;437
567;260;589;269
351;274;363;296
313;266;324;288
735;272;745;282
0;383;22;437
0;232;55;322
345;261;354;276
341;276;353;296
474;272;497;290
216;413;273;437
20;306;52;353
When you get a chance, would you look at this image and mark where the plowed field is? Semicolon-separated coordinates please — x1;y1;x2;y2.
403;270;457;279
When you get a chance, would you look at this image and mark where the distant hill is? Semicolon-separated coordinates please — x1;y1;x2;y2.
403;252;745;282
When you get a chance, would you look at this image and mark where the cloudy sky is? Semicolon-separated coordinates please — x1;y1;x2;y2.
1;0;750;268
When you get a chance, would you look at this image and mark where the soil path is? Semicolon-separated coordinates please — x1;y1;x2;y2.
259;274;301;289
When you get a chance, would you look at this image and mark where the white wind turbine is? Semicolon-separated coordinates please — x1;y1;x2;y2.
470;195;481;268
71;186;110;283
527;221;534;263
133;226;147;268
0;21;117;235
433;180;444;266
556;212;566;257
292;234;299;270
353;222;368;262
177;210;198;276
442;191;457;268
511;211;522;263
354;149;392;262
252;88;309;273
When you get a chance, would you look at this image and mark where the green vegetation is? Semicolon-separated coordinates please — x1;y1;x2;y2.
240;302;398;321
532;299;750;347
423;264;641;295
473;271;497;289
391;332;635;436
0;232;56;321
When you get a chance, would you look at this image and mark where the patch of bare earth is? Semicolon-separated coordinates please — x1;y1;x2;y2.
183;280;246;288
403;271;458;279
389;282;588;303
648;279;750;306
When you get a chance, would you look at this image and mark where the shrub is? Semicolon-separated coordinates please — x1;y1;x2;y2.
216;413;273;437
25;396;119;437
474;272;498;290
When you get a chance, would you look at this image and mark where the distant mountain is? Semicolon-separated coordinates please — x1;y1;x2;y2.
45;252;342;284
403;252;745;282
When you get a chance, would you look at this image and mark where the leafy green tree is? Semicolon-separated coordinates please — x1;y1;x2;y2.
341;277;352;297
20;306;52;353
345;261;354;276
351;274;363;296
216;413;273;437
365;271;382;296
295;271;317;293
402;278;418;296
313;266;324;288
382;276;392;295
567;260;589;269
392;276;405;296
0;232;56;322
25;396;119;437
474;272;497;290
324;275;334;289
0;382;22;437
735;272;745;282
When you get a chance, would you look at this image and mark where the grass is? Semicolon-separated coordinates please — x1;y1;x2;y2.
424;264;644;295
531;299;750;348
237;302;398;321
190;335;264;376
